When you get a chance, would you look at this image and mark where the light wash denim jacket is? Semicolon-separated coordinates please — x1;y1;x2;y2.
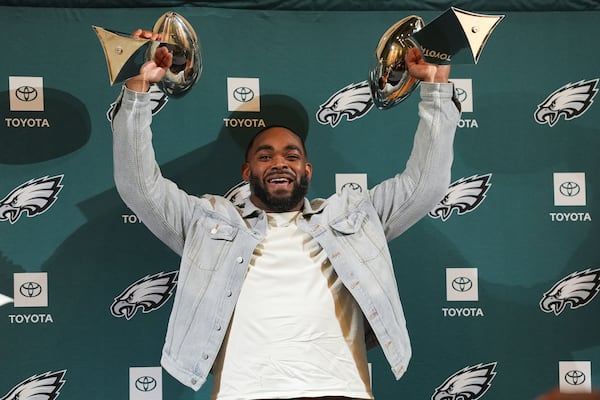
112;82;459;391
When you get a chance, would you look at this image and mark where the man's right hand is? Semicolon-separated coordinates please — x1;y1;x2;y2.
125;29;173;93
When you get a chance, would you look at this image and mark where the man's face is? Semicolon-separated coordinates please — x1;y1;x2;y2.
242;127;312;212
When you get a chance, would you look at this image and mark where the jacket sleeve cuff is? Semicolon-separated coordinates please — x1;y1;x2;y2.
420;82;461;112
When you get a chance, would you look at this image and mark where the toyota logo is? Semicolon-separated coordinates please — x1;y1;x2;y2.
233;86;254;103
19;282;42;298
341;182;362;192
15;85;38;102
451;277;473;292
559;181;581;197
454;87;468;103
135;376;157;392
564;370;586;386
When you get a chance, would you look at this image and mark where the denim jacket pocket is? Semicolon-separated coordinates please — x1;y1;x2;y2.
185;217;239;271
330;210;384;262
329;209;367;234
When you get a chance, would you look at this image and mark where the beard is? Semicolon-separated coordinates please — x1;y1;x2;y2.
249;172;309;212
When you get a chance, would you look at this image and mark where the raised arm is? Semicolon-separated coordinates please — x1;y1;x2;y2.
111;32;195;255
369;47;460;240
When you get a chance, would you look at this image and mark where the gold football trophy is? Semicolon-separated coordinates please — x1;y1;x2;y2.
369;7;504;109
93;12;201;97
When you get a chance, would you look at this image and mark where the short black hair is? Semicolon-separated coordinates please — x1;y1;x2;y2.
244;125;308;161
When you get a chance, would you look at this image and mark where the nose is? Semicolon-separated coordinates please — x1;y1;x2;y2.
270;154;290;170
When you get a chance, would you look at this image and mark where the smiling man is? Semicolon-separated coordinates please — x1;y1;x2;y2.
111;30;460;400
243;126;312;213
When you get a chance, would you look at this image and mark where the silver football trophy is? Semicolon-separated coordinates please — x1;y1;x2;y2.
370;7;504;109
93;12;202;97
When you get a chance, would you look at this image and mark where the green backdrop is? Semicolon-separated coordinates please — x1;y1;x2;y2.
1;5;599;400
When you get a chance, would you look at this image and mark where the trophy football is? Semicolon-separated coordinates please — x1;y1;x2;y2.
93;12;201;97
369;7;504;109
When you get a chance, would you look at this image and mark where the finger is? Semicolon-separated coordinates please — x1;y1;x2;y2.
133;29;158;40
154;47;173;68
132;29;152;39
406;47;422;65
132;28;143;38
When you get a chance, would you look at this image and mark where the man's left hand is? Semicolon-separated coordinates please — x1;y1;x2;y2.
406;47;450;83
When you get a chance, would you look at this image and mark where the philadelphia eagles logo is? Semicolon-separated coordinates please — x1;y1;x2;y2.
0;175;64;224
1;370;66;400
432;362;497;400
534;79;598;127
111;271;178;320
316;80;373;127
540;268;600;315
224;181;251;208
106;84;169;121
429;174;492;221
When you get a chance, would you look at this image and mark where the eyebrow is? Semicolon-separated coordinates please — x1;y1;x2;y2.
254;144;303;154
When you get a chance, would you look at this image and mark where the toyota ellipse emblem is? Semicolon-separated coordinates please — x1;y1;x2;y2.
233;86;254;102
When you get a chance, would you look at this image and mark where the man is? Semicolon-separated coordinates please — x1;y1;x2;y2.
112;30;459;399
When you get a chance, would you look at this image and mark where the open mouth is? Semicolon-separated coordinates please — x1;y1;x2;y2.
266;175;294;189
268;177;292;183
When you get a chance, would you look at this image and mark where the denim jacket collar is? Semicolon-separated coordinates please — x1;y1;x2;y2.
241;196;327;219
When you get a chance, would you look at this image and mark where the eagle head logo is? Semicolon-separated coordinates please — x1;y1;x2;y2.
534;79;598;127
1;370;66;400
106;84;168;121
224;181;251;208
316;80;373;127
429;174;492;221
540;268;600;315
111;271;178;320
0;175;64;224
432;362;497;400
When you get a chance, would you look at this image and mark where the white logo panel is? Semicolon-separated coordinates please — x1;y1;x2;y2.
451;78;473;113
9;76;44;111
446;268;479;301
559;361;592;393
227;77;260;112
335;173;368;195
554;172;586;206
130;367;163;400
14;272;48;307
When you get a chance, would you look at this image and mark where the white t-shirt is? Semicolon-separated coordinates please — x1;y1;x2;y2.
212;211;372;400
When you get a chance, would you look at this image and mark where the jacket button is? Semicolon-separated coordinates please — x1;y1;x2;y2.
236;256;244;263
191;378;197;385
226;290;232;297
216;324;222;331
202;353;209;360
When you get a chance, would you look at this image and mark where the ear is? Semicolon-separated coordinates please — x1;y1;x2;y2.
305;162;313;179
241;162;250;181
